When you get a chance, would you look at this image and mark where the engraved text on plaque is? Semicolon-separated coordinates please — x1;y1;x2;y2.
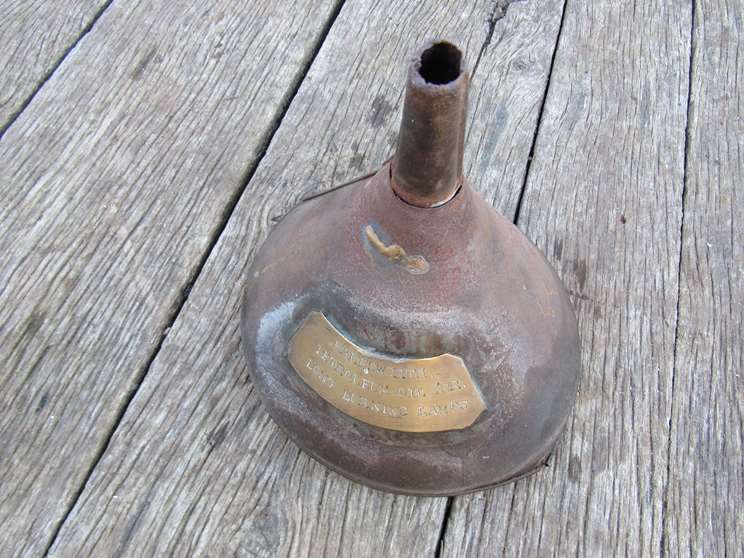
288;312;485;432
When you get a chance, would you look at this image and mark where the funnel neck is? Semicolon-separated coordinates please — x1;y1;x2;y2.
391;41;469;208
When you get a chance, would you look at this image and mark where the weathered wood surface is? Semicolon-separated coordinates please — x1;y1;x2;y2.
3;0;743;556
0;0;109;132
666;0;744;555
0;0;343;554
442;1;694;556
48;1;567;556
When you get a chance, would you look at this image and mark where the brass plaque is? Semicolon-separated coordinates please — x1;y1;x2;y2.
288;312;485;432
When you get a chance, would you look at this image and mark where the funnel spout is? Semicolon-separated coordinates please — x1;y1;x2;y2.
391;41;469;207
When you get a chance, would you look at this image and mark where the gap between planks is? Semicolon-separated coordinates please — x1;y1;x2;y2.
40;1;348;554
0;0;115;140
512;0;567;224
433;0;569;554
660;0;696;554
505;0;697;554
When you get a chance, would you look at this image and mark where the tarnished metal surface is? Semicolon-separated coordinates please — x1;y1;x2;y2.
241;40;580;495
288;311;486;432
392;41;468;207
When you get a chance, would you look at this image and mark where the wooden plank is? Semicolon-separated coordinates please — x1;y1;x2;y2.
0;1;344;555
48;1;567;556
464;0;567;215
442;1;692;556
0;0;109;131
665;0;744;555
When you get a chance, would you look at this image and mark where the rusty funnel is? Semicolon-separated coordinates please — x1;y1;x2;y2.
241;41;580;495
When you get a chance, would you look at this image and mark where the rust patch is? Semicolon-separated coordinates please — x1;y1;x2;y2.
364;225;429;274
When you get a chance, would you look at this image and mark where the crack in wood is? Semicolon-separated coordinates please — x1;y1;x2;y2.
472;0;528;77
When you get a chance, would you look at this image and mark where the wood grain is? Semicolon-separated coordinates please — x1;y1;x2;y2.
442;1;693;556
665;0;744;555
0;0;109;131
48;1;567;556
0;0;343;555
464;0;566;215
